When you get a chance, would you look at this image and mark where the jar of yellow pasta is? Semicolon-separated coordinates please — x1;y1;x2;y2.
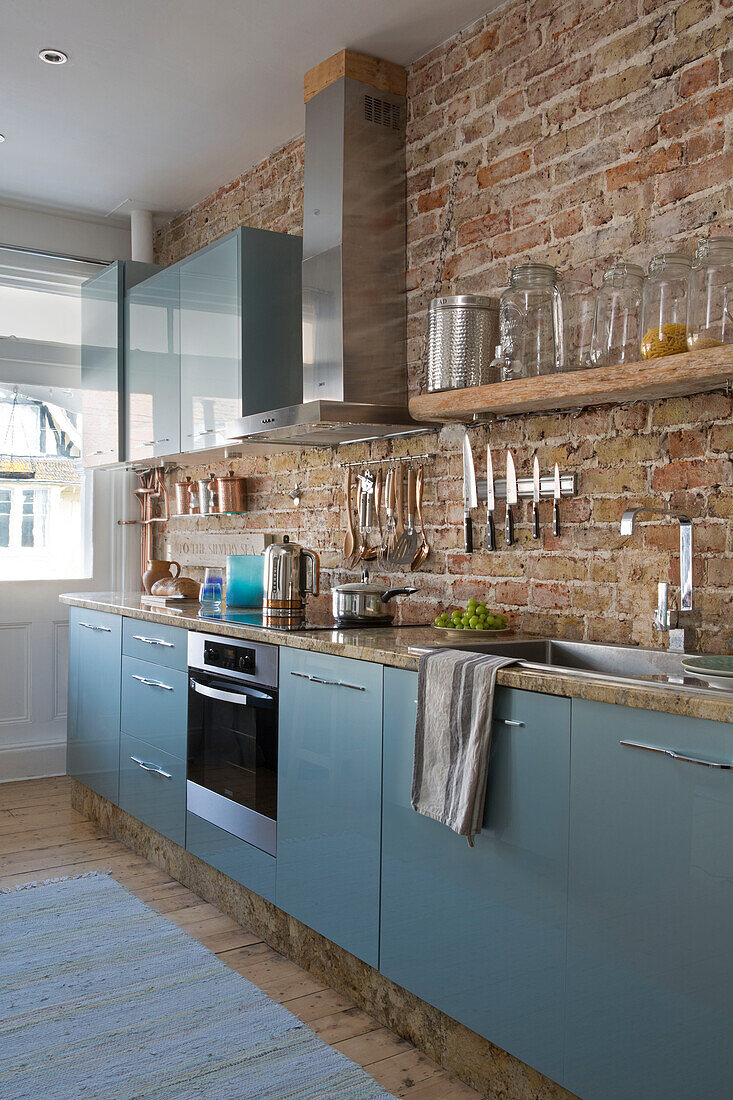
641;253;691;360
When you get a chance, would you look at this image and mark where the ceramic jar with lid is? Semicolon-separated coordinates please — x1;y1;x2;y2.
499;263;564;377
687;237;733;351
591;262;644;368
641;252;691;359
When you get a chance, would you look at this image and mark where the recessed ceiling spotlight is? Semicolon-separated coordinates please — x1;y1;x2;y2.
39;48;68;65
0;134;5;143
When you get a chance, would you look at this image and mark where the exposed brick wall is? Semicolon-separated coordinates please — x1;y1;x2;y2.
153;0;733;653
153;136;304;266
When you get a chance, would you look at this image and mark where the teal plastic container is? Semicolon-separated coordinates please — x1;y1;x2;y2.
226;555;264;608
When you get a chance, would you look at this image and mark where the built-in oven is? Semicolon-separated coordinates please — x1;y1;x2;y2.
187;633;278;857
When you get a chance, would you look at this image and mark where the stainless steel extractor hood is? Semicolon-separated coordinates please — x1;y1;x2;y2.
228;50;425;447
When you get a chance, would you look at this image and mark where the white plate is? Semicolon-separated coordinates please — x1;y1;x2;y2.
684;670;733;692
433;626;514;641
682;657;733;677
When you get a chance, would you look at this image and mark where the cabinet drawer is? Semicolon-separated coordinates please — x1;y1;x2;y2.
122;618;188;671
121;656;188;758
119;733;186;845
186;813;276;903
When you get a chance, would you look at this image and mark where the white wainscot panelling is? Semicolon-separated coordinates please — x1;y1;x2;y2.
53;620;69;720
0;623;31;724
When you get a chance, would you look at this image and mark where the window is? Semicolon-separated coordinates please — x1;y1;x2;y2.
0;246;103;581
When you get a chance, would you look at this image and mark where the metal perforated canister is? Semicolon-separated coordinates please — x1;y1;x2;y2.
426;295;499;392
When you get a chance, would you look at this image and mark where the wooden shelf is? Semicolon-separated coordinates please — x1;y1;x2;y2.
409;344;733;422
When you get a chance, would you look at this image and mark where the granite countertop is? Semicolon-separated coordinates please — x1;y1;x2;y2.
60;591;733;725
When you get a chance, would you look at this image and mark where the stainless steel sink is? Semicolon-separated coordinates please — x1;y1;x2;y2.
408;637;709;693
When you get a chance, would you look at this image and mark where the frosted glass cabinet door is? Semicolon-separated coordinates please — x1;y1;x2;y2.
565;700;733;1100
81;263;123;467
179;233;240;452
380;669;571;1086
126;267;180;462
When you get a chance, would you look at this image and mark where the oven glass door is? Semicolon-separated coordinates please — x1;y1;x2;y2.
188;672;277;855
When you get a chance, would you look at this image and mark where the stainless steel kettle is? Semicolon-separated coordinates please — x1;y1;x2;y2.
263;536;320;630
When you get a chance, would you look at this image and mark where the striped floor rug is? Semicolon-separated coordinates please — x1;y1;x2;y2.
0;873;395;1099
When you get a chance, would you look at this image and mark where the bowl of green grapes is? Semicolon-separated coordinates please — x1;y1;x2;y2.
434;600;513;639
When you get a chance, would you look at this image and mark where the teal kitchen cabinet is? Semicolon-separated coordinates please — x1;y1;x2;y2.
565;700;733;1100
122;618;188;672
67;607;122;803
179;227;302;452
125;265;180;462
81;260;159;467
380;668;571;1086
119;732;186;846
186;813;276;904
277;648;383;966
120;656;188;759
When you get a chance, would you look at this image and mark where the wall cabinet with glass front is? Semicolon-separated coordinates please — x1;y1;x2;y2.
125;266;181;462
81;261;159;467
179;227;302;452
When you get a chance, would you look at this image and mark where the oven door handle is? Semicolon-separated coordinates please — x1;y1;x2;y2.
191;679;274;708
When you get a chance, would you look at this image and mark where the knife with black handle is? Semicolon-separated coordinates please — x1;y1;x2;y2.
486;445;496;551
532;455;541;539
505;450;517;547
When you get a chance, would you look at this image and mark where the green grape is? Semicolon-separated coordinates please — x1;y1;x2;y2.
469;616;479;628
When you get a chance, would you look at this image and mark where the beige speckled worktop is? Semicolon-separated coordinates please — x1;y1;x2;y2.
60;592;733;725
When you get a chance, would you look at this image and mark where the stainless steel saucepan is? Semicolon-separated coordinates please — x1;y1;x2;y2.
331;571;416;625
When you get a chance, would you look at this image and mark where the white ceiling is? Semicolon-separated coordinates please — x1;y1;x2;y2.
1;0;498;222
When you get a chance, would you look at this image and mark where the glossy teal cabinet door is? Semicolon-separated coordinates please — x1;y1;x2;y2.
126;266;180;462
380;668;570;1085
119;732;186;846
186;813;276;903
179;233;239;452
179;228;301;451
565;700;733;1100
67;608;122;804
277;648;383;966
81;261;159;467
122;618;188;672
120;656;188;759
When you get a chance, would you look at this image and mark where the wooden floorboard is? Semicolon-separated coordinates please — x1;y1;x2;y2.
0;777;486;1099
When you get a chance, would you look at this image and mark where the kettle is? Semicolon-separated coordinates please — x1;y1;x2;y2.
263;536;320;630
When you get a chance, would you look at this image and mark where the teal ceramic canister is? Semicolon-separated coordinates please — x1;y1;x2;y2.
226;554;264;608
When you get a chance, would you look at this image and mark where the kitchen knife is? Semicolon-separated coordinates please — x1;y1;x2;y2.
505;450;517;547
486;445;496;551
553;463;561;537
462;429;478;553
532;455;541;539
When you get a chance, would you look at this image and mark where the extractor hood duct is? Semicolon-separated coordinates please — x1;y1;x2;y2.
228;50;425;447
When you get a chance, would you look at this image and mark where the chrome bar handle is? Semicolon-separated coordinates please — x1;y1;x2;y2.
131;675;174;691
290;671;366;692
132;635;175;648
620;740;733;770
495;718;525;727
191;681;271;707
131;756;173;779
80;622;111;632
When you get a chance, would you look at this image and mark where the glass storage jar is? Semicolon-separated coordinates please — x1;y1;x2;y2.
687;237;733;351
559;274;595;371
499;263;563;377
591;262;644;368
641;252;691;359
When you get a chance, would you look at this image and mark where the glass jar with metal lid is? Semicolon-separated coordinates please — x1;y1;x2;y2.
591;261;644;368
426;295;499;392
641;252;691;359
687;237;733;351
499;263;563;377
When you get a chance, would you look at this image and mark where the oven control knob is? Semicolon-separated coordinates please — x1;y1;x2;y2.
238;655;251;672
204;646;218;664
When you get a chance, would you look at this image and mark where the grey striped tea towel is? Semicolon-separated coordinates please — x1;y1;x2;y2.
412;648;518;845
